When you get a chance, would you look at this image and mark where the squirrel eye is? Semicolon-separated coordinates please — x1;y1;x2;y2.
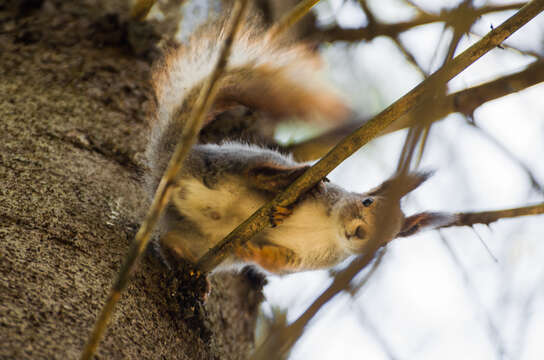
355;225;366;239
362;198;373;207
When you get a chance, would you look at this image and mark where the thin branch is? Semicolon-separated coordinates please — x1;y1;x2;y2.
513;272;542;359
347;247;386;296
79;1;250;359
286;59;543;162
415;0;473;165
352;304;400;360
393;35;427;77
446;202;544;228
467;29;542;58
382;58;544;133
358;0;377;27
467;122;544;196
197;0;544;272
438;232;507;358
400;0;427;16
317;2;525;43
452;59;544;114
443;0;475;63
267;0;321;39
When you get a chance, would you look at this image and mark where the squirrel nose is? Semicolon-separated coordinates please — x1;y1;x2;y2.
355;225;366;239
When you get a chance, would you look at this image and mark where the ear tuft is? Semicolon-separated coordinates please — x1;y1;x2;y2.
397;212;456;237
400;171;434;194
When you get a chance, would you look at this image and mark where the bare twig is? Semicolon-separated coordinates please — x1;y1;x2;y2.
438;232;507;358
352;303;400;360
317;2;526;42
393;35;427;77
347;248;386;296
287;58;544;162
358;0;377;27
197;0;544;273
513;272;542;359
267;0;321;39
451;59;544;116
287;55;543;162
467;122;544;196
413;0;472;165
79;1;250;359
384;58;544;133
446;202;544;228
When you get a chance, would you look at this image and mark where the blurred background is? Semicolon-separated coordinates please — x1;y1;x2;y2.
153;0;544;358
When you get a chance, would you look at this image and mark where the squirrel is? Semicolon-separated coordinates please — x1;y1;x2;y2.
145;18;448;274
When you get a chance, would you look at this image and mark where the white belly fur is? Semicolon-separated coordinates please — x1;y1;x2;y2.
172;176;344;266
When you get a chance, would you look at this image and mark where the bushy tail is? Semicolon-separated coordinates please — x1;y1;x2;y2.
145;18;350;192
150;19;349;131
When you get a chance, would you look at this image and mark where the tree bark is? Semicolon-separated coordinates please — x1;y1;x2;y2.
0;1;262;359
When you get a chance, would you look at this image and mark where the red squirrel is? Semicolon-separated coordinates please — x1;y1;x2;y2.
145;18;449;274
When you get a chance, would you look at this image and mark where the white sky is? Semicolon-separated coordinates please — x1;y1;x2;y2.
263;1;544;359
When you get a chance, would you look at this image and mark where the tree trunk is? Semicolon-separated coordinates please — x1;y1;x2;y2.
0;1;262;359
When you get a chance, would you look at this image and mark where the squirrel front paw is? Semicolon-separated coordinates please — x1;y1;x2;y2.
269;205;293;227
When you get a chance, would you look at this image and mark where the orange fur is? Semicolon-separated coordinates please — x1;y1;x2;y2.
149;17;349;129
235;242;301;274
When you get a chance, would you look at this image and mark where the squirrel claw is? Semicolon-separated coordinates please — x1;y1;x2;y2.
269;205;292;227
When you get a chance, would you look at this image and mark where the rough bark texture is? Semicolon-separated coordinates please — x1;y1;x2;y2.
0;1;263;359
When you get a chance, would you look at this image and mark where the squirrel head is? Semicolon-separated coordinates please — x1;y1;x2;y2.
332;172;451;254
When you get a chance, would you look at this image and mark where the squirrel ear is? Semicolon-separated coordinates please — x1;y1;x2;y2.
397;212;456;237
246;163;309;192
